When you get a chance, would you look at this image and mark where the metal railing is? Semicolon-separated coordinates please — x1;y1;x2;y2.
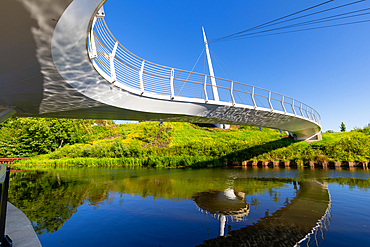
0;164;12;247
88;16;321;125
294;184;332;247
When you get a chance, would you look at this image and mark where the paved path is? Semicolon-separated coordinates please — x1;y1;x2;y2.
5;202;41;247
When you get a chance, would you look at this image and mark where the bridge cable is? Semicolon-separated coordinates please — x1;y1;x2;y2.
210;50;233;81
177;48;205;96
210;50;240;82
209;49;266;106
220;18;370;41
209;0;336;43
243;0;367;33
216;7;370;41
209;0;368;43
225;0;366;37
210;49;251;105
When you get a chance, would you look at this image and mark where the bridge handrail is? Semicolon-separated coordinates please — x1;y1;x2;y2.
294;183;332;247
88;16;321;125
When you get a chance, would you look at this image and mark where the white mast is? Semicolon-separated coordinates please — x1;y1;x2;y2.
202;27;219;101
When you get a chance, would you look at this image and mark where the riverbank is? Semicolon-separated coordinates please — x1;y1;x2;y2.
5;202;41;247
8;121;370;168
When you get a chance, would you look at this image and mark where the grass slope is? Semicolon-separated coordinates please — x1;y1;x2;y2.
13;122;370;168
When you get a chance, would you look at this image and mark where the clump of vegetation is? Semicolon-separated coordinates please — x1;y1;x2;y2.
3;118;370;168
0;118;124;157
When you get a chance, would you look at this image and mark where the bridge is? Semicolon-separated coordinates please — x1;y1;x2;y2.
197;181;332;247
1;0;321;141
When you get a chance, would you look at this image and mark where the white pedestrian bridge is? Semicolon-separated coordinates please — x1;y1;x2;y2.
1;0;321;140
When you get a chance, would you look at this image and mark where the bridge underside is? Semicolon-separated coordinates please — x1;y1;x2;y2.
1;0;321;141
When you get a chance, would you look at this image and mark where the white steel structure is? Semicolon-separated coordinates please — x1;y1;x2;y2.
0;0;321;140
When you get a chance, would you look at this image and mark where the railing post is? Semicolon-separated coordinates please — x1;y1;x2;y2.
292;99;296;115
310;108;314;121
299;102;304;117
305;107;310;120
110;42;119;83
0;165;12;247
314;112;319;123
139;60;145;94
251;87;257;109
281;95;286;113
312;111;315;122
170;69;174;100
89;17;97;59
230;81;235;106
203;75;208;103
268;91;273;111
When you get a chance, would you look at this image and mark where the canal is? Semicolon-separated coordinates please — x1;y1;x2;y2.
8;167;370;246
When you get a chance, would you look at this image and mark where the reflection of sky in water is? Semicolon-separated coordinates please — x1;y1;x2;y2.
244;183;297;227
14;167;369;247
38;182;298;247
322;184;370;247
39;195;222;247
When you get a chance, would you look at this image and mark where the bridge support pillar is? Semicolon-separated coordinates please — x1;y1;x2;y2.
296;132;322;142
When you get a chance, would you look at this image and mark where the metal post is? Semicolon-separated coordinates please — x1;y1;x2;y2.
251;87;257;108
281;95;286;113
89;17;97;59
0;166;12;247
110;42;119;83
309;108;314;120
170;69;175;99
139;60;145;94
300;102;304;117
305;107;309;119
230;81;235;106
203;75;208;103
292;99;296;115
268;91;273;111
202;27;219;101
313;112;318;123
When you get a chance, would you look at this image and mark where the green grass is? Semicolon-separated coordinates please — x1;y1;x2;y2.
12;121;370;168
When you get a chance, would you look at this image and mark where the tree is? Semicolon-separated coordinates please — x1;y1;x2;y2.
340;122;346;132
0;118;96;157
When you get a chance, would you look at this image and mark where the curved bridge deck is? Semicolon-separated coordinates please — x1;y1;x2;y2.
1;0;321;140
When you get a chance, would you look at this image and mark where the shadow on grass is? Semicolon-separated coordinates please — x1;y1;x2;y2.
193;137;296;167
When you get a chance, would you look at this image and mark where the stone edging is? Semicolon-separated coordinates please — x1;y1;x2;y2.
225;160;369;168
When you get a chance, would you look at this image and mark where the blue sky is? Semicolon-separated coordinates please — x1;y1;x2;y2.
104;0;370;132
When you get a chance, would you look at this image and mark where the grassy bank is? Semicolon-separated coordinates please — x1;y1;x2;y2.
10;121;370;168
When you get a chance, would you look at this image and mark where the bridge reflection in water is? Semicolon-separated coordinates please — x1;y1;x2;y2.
193;189;250;237
196;181;331;247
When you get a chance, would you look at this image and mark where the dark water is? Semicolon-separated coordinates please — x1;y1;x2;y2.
9;167;370;246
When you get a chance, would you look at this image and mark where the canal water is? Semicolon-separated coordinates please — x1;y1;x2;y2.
9;167;370;246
